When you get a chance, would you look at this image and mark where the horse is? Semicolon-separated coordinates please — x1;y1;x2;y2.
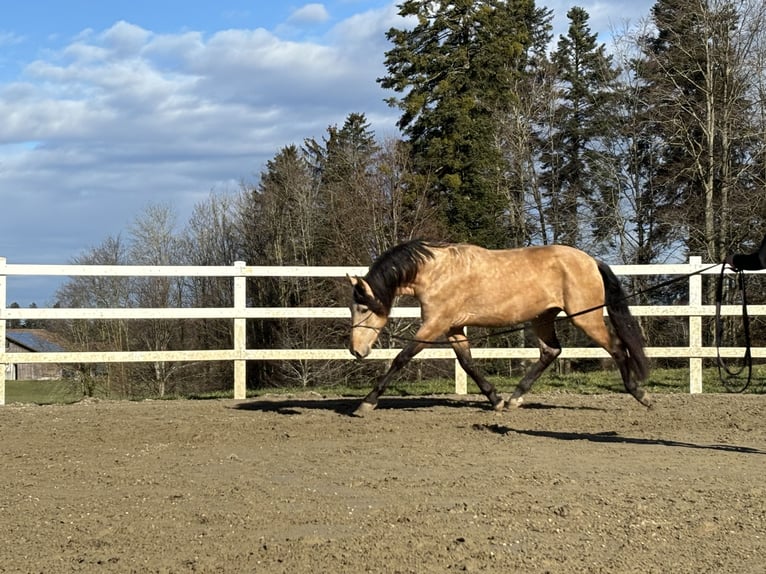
347;239;651;416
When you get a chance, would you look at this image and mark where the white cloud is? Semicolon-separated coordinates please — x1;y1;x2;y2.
101;20;153;56
0;5;403;303
288;3;331;26
547;0;654;43
0;31;24;47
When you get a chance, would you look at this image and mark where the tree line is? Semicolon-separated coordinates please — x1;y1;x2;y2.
27;0;766;398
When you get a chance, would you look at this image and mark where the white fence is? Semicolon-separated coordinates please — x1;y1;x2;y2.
1;256;764;405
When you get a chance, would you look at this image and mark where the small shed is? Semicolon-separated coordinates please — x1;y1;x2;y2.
5;329;68;381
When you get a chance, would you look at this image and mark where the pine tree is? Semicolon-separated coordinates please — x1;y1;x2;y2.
379;0;546;247
303;113;381;263
540;7;620;249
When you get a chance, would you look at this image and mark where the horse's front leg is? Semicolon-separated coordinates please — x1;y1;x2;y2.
447;328;505;411
354;324;442;416
354;342;421;416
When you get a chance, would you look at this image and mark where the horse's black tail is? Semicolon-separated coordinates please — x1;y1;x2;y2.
597;261;650;381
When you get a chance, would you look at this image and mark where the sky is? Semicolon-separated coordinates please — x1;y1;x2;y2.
1;0;655;306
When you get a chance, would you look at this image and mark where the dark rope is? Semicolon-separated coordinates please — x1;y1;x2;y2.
715;265;753;392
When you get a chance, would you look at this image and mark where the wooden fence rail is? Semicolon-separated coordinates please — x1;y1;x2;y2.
1;256;764;405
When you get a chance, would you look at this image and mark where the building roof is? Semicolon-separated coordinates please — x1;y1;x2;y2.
6;329;68;353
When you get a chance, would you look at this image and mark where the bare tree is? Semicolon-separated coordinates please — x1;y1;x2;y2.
638;0;766;263
128;202;188;397
53;235;132;397
181;191;242;393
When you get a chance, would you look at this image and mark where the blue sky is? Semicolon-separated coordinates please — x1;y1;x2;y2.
1;1;654;306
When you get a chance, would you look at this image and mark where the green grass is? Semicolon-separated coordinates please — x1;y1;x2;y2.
379;366;766;397
5;365;765;405
5;380;83;405
240;366;765;399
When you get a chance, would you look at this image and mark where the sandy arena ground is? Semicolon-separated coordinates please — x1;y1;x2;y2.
1;392;764;573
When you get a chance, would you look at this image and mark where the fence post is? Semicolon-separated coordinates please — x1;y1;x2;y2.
0;257;5;406
233;261;247;400
454;327;467;394
688;256;703;393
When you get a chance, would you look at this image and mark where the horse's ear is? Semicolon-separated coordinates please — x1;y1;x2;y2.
358;277;376;299
348;275;375;300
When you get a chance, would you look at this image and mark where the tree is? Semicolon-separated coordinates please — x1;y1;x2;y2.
491;5;554;247
128;202;188;397
305;113;381;263
637;0;766;263
238;143;330;388
241;145;320;268
379;0;547;247
182;191;242;392
53;235;132;397
607;22;672;266
539;7;621;250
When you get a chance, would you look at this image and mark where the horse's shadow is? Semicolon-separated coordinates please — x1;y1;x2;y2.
229;396;599;417
229;398;763;454
475;423;766;455
231;396;485;416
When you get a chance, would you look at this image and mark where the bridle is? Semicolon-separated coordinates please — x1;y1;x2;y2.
350;308;385;334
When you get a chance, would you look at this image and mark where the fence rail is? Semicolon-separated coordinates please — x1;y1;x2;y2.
1;256;764;405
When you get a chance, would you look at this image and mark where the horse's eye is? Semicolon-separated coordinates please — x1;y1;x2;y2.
356;305;368;314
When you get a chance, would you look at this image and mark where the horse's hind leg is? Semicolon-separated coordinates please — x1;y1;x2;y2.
448;328;505;411
570;310;651;407
508;310;561;407
569;310;651;407
611;342;651;407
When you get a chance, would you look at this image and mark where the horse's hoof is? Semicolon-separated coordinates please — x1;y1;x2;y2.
508;396;524;408
640;395;653;409
633;390;653;409
493;399;506;412
353;401;376;417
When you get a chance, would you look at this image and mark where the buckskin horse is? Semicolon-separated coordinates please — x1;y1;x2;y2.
348;240;651;416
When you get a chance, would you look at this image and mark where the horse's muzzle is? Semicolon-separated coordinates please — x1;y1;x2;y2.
349;345;369;360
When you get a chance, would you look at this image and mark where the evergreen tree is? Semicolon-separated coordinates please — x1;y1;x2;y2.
379;0;545;247
243;145;319;269
540;7;620;248
304;113;381;263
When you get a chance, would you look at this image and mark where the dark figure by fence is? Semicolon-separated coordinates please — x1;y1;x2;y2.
726;234;766;271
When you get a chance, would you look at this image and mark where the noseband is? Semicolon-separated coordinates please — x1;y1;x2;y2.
351;311;384;333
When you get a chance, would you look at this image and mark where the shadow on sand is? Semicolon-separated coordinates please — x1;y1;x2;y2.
473;423;766;455
230;395;490;417
229;395;603;417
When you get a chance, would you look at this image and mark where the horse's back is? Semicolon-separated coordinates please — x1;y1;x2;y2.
417;243;603;327
445;243;598;281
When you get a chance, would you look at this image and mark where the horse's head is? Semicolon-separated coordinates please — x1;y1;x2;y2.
347;275;389;359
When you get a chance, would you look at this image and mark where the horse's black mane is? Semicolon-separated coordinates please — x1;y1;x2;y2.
354;240;443;314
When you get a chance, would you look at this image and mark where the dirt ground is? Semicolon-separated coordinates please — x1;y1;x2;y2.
1;392;764;574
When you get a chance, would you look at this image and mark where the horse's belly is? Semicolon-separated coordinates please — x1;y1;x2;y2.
454;302;547;328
